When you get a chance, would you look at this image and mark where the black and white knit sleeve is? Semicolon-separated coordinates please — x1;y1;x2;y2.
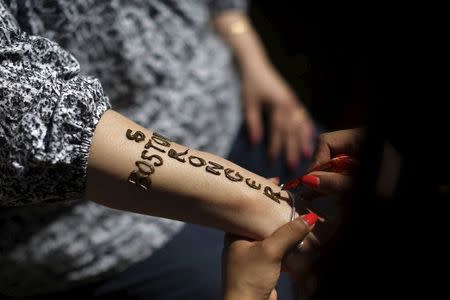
209;0;248;15
0;1;110;206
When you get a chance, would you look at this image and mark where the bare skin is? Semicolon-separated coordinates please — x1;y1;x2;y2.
222;216;314;300
213;11;315;168
86;110;318;247
302;128;366;199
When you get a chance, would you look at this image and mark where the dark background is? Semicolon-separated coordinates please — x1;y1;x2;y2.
249;2;371;130
250;2;449;299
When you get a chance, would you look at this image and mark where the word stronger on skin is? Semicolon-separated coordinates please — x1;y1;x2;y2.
125;129;286;203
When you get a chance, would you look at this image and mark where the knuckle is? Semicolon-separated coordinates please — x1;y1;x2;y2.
318;133;329;144
285;221;298;235
261;242;281;260
261;242;277;258
271;120;283;132
290;218;308;234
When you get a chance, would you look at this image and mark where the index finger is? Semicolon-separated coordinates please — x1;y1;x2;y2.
308;136;331;172
308;129;364;172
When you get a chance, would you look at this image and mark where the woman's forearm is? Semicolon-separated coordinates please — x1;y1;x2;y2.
86;110;295;240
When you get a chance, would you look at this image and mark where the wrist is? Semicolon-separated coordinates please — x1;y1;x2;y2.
223;288;265;300
237;48;271;74
214;14;270;71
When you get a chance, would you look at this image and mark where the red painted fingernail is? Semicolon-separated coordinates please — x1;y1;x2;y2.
302;212;319;226
302;175;320;188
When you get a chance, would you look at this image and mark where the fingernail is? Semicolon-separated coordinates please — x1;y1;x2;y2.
302;175;320;188
302;212;319;227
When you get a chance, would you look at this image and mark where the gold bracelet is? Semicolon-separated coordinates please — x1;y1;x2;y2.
228;20;249;35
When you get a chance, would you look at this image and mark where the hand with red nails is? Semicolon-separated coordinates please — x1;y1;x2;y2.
222;213;318;300
302;128;365;199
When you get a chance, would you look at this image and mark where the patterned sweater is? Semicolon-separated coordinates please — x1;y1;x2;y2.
0;0;244;296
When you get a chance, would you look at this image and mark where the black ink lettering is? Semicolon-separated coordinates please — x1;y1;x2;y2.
128;171;152;191
245;178;261;190
264;186;281;203
135;161;155;175
206;161;224;176
128;160;154;191
141;151;163;167
188;155;207;167
151;135;170;148
274;192;290;202
144;139;166;153
126;129;146;143
153;132;172;142
224;168;243;182
168;149;189;163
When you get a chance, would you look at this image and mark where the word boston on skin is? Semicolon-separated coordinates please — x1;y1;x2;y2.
125;129;287;204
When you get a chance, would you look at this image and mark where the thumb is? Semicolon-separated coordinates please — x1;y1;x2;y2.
223;232;239;249
262;213;318;258
269;289;278;300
